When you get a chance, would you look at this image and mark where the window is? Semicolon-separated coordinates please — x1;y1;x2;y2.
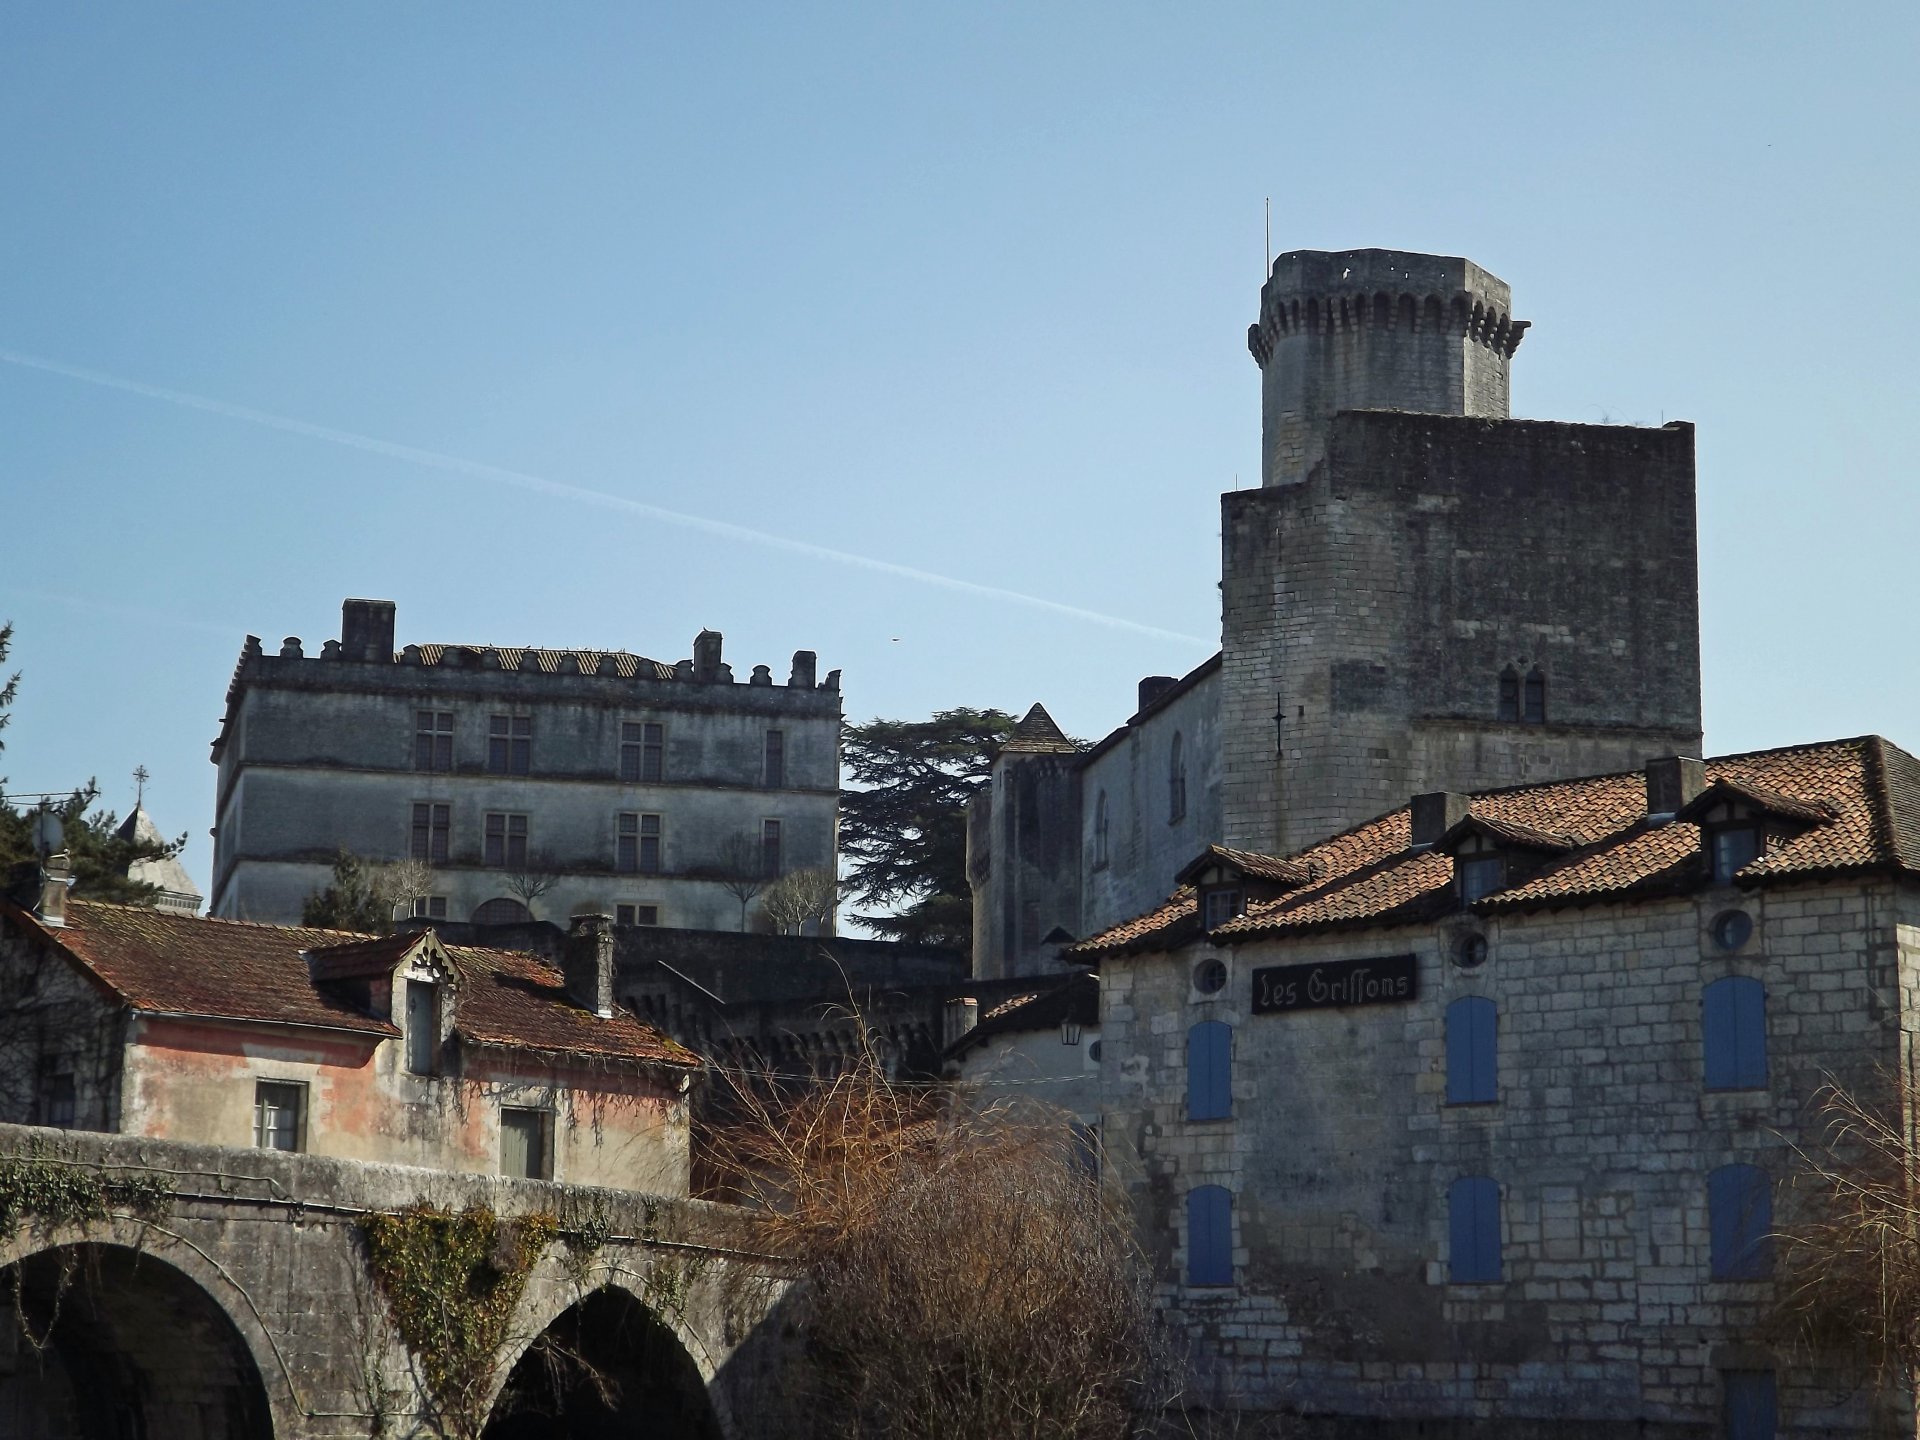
1093;791;1109;869
405;980;438;1075
1724;1371;1777;1440
1709;1164;1772;1279
615;904;659;927
1168;733;1187;823
1202;888;1243;930
37;1069;74;1128
761;819;782;878
1497;666;1520;722
617;813;640;873
410;803;450;864
473;897;530;925
1703;977;1767;1091
1448;1176;1502;1283
1187;1021;1232;1121
500;1107;551;1180
764;729;785;788
1711;909;1754;952
1193;958;1229;995
1445;996;1498;1104
487;714;532;774
414;711;453;771
1712;826;1761;885
484;813;528;869
620;721;666;783
254;1081;305;1152
1459;854;1506;903
410;896;448;920
1523;668;1546;723
1186;1185;1233;1286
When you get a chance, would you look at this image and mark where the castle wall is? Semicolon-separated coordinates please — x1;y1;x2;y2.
972;753;1083;980
1223;413;1701;855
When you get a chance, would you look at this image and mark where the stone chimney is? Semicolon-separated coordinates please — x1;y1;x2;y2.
36;852;72;929
693;629;724;682
563;914;616;1018
1137;676;1177;713
1410;792;1470;849
943;996;980;1050
1645;755;1707;819
340;599;397;663
789;650;817;688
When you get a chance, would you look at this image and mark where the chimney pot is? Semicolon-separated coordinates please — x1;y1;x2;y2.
37;852;72;929
564;913;616;1017
789;650;817;688
1137;676;1178;713
340;599;397;664
693;630;723;682
1410;792;1470;848
1645;756;1707;818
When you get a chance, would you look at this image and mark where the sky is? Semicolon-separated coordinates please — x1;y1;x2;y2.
1;4;1916;902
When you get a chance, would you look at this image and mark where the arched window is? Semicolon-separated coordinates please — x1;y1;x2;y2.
1709;1164;1772;1279
1186;1021;1231;1121
1445;996;1497;1104
1187;1185;1233;1286
1703;977;1768;1090
1448;1176;1502;1284
472;897;530;925
1497;667;1520;722
1168;732;1187;823
1093;791;1109;869
1524;668;1546;723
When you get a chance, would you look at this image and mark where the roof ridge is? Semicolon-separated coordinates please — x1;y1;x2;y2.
67;900;377;940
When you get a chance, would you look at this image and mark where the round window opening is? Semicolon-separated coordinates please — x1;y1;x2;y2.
1088;1040;1103;1063
1453;933;1489;969
1194;958;1229;994
1711;909;1754;952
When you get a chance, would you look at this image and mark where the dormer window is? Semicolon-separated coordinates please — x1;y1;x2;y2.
1202;887;1244;930
1710;824;1761;886
1459;853;1507;903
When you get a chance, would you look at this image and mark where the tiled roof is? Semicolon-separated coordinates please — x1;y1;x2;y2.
999;703;1081;755
1176;844;1319;888
947;972;1100;1058
1441;814;1577;853
1071;736;1920;959
5;901;695;1067
1674;776;1836;828
406;645;676;680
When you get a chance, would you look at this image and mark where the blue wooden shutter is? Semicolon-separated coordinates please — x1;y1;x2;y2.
1709;1164;1772;1279
1187;1022;1231;1121
1724;1371;1777;1440
1704;978;1766;1090
1449;1176;1501;1283
1446;997;1497;1104
1187;1185;1232;1285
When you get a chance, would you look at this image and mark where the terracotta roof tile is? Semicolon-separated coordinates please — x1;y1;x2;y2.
1176;844;1319;887
1071;736;1920;959
948;973;1100;1058
410;645;675;679
999;703;1081;755
6;902;696;1067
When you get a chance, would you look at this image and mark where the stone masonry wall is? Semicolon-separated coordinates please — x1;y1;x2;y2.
1100;876;1918;1435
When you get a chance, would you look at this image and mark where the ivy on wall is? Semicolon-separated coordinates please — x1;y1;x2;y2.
360;1204;558;1439
0;1154;172;1233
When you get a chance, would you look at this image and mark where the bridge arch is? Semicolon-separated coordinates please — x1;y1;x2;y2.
0;1235;276;1439
484;1277;722;1439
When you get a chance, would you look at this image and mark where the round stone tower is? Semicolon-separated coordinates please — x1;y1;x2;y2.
1247;249;1528;487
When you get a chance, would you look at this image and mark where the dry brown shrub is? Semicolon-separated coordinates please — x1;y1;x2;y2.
1774;1069;1920;1381
710;1050;1161;1440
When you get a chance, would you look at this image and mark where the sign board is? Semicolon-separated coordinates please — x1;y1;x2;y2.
1250;954;1418;1015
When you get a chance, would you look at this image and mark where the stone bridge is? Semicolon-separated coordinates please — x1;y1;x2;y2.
0;1123;795;1439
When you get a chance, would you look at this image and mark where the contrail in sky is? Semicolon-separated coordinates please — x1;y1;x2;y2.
0;348;1211;647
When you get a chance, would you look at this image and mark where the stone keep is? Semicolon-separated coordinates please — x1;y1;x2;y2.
1223;248;1702;855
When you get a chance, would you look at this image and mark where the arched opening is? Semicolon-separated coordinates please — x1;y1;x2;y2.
473;897;531;925
484;1287;720;1440
0;1243;272;1439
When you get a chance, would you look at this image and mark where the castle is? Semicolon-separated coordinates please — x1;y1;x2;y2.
972;249;1704;978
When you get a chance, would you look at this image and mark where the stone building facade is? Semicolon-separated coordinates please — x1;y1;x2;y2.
1076;736;1920;1436
0;882;697;1192
970;248;1703;978
209;598;841;930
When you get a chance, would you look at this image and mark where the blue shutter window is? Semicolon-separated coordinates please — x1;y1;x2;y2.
1187;1021;1232;1122
1448;1176;1502;1284
1724;1371;1777;1440
1709;1164;1773;1280
1187;1185;1233;1286
1445;996;1498;1104
1703;977;1767;1091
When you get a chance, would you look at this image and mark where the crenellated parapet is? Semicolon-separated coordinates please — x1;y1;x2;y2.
1247;285;1528;365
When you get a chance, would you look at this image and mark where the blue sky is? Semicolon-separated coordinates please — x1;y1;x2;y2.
2;4;1915;900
